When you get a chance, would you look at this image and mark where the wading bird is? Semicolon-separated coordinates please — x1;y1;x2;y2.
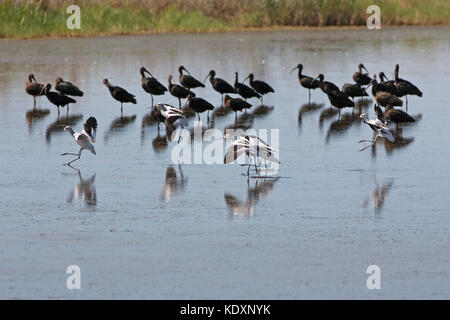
378;72;400;96
224;95;252;122
204;70;236;104
353;63;371;85
103;78;136;115
186;93;214;121
383;105;415;129
243;73;274;104
151;103;188;141
289;64;319;101
25;74;45;109
313;74;340;95
359;108;395;152
224;134;280;176
327;90;354;116
394;64;422;110
366;75;403;108
234;72;260;101
140;67;167;107
62;117;97;165
168;74;195;108
178;66;205;90
40;83;76;116
55;77;84;97
341;83;368;102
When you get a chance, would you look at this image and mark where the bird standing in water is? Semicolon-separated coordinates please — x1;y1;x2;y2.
40;83;76;117
359;107;395;152
244;73;274;104
62;117;98;165
55;77;84;97
103;78;137;116
140;67;167;107
25;74;45;109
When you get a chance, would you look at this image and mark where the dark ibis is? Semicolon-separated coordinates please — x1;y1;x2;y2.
341;83;368;102
41;83;76;116
366;75;403;108
326;91;354;116
186;93;214;121
383;105;415;129
25;74;45;109
224;95;252;122
289;64;319;101
55;78;84;97
394;64;422;110
313;74;340;95
353;63;371;85
168;74;195;108
234;72;260;101
204;70;236;105
243;73;274;104
378;72;400;96
103;78;137;115
140;67;167;107
178;66;205;90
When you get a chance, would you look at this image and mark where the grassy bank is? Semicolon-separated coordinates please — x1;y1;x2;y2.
1;0;449;39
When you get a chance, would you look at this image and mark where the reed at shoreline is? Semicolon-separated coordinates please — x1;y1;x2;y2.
1;0;449;39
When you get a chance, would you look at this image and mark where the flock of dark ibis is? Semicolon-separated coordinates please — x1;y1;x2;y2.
25;62;422;164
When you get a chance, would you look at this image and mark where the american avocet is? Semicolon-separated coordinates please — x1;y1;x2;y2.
359;107;395;152
62;117;98;165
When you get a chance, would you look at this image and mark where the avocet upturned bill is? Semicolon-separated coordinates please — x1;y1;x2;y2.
62;116;98;165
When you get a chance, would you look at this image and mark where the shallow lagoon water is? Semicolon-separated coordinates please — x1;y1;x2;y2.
0;27;449;299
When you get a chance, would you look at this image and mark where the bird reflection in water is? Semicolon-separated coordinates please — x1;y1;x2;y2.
298;102;323;124
25;108;50;132
160;165;187;204
224;112;254;131
319;107;339;128
45;114;83;144
224;177;279;218
354;98;372;113
64;165;97;208
326;111;361;143
252;104;274;118
383;127;415;156
104;114;137;141
362;179;393;214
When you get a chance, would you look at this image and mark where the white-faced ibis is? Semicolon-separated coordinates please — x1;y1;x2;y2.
140;67;167;106
359;109;395;152
55;77;84;97
178;66;205;90
378;72;400;96
366;75;403;108
224;95;252;122
224;134;279;176
234;72;260;101
341;83;368;102
186;93;214;121
353;63;371;85
313;74;340;95
326;90;354;116
25;74;45;109
289;64;319;101
383;105;415;129
151;103;188;141
168;74;195;108
243;73;274;104
204;70;236;104
103;78;137;115
41;83;76;116
394;64;422;110
61;116;97;165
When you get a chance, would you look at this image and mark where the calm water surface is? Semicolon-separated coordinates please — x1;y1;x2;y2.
0;26;449;299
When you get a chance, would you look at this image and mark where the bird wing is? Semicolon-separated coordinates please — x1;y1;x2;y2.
224;143;248;164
